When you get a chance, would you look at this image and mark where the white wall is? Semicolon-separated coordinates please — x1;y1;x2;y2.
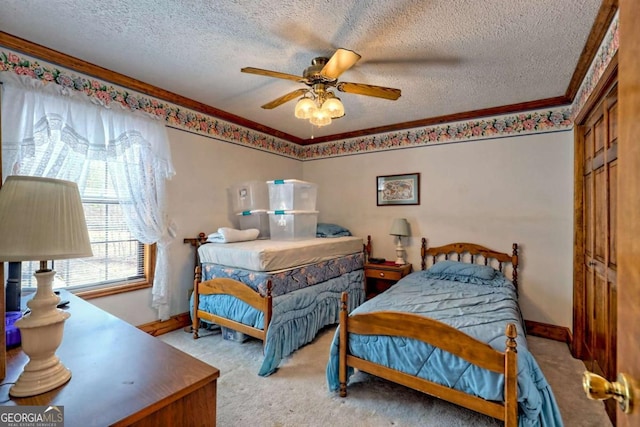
94;127;575;330
91;127;302;323
304;130;575;328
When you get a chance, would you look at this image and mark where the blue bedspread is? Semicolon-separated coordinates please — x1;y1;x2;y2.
326;267;563;427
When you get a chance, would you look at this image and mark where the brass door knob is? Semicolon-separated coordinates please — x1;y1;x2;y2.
583;371;634;414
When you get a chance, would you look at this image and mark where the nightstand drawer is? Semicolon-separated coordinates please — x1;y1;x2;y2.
365;268;403;281
364;262;412;300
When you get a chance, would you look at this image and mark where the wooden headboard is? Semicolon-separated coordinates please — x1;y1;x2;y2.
420;238;519;290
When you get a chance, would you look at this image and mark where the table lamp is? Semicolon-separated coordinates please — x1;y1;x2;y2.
0;176;93;397
389;218;410;265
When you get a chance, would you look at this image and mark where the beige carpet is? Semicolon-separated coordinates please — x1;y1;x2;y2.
159;326;612;426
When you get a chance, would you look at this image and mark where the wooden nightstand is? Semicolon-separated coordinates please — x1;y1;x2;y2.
364;262;412;299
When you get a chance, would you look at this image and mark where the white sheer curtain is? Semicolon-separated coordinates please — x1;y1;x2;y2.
1;75;176;320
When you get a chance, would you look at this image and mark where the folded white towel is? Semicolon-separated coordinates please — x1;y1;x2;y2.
207;227;259;243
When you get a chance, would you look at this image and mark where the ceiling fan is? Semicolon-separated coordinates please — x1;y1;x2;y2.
241;48;401;126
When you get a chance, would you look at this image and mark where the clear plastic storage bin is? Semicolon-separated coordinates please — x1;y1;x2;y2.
267;179;318;211
229;181;269;213
221;326;248;343
268;210;318;241
237;209;270;239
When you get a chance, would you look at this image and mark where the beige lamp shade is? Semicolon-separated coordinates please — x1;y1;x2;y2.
389;218;410;237
0;176;93;262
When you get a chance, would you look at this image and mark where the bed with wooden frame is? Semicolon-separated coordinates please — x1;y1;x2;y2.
186;232;366;376
327;239;563;427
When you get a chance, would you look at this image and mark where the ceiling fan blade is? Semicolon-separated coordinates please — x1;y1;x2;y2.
337;82;401;100
320;48;361;80
261;88;308;109
241;67;305;83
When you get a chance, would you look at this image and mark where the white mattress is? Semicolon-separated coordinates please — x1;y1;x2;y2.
197;236;363;272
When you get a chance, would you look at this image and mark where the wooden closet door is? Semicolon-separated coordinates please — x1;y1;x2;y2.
579;81;618;420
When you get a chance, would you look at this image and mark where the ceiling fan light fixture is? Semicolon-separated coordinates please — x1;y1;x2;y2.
321;97;344;119
242;48;401;131
294;97;317;119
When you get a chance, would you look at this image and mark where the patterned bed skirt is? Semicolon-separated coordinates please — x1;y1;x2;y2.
201;252;364;297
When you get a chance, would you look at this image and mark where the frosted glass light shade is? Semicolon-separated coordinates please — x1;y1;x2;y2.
321;97;345;118
0;176;93;262
294;98;317;119
310;109;332;127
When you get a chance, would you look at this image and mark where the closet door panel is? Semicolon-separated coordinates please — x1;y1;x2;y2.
609;160;617;267
593;167;607;263
593;275;608;376
583;129;593;260
584;269;595;366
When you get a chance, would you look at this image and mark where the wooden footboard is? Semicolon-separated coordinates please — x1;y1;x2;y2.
338;292;518;426
192;265;272;346
185;233;273;345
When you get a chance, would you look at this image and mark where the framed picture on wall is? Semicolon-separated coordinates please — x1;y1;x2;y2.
376;173;420;206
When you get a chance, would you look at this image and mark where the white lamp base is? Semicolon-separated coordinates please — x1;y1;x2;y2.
10;270;71;397
395;239;406;265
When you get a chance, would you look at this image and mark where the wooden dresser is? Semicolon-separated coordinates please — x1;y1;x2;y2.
4;291;220;427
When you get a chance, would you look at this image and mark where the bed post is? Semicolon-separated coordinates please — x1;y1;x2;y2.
263;280;273;350
364;235;372;263
183;232;207;339
420;238;427;270
339;292;349;398
504;323;518;426
192;264;202;339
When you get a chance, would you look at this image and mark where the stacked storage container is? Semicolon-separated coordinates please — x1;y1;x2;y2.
267;179;318;240
229;180;270;239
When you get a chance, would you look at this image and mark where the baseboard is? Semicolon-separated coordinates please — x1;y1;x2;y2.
138;312;191;336
524;319;573;345
139;314;574;344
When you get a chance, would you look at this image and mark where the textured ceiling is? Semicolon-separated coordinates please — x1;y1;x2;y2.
0;0;604;141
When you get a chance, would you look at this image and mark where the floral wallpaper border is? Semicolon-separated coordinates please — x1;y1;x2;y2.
0;10;618;161
301;108;573;159
571;10;619;120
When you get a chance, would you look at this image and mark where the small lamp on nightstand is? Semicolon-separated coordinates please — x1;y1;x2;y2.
389;218;410;265
0;176;93;397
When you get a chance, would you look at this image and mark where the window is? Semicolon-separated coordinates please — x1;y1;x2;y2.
18;160;153;297
2;81;173;317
